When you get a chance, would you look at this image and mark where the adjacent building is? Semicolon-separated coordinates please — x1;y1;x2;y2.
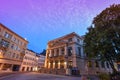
38;54;45;70
0;23;28;71
20;49;39;72
44;32;113;75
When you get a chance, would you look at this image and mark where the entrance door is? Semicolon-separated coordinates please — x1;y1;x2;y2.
12;65;20;71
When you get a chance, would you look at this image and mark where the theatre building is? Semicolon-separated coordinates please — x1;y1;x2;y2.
0;23;28;71
44;32;112;75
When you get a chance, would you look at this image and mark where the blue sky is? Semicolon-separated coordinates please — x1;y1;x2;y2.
0;0;120;53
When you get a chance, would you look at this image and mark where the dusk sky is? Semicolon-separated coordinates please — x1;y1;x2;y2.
0;0;120;53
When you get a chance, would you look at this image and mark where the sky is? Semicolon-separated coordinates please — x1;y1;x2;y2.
0;0;120;53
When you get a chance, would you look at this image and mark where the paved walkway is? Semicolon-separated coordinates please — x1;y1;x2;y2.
0;72;81;80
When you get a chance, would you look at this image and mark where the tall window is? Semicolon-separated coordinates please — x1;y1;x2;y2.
78;47;81;56
77;39;80;43
68;47;72;56
88;61;92;68
56;49;59;56
101;61;105;68
61;48;64;55
106;62;109;68
95;61;99;68
12;53;15;58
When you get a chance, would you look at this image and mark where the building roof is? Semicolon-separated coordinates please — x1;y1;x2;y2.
0;23;28;43
48;32;82;44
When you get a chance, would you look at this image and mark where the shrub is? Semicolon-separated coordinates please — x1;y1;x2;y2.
98;73;110;80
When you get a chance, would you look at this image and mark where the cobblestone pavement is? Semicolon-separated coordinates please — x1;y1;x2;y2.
0;72;81;80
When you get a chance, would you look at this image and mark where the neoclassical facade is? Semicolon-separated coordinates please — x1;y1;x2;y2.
44;32;113;75
0;23;28;71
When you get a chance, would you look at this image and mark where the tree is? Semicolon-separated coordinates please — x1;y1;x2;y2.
84;4;120;74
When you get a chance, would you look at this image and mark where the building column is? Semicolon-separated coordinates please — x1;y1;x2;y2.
59;48;62;56
48;62;51;69
49;50;52;57
58;60;61;69
65;45;68;56
53;61;55;69
64;61;67;69
0;63;4;70
45;50;49;68
54;49;56;57
72;44;77;67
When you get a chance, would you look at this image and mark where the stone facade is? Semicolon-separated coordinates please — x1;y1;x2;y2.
0;23;28;71
44;32;113;75
20;49;39;72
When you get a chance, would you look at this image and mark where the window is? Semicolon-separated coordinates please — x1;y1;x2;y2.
95;61;99;67
78;47;81;56
68;38;72;42
101;61;105;68
106;62;109;68
61;48;64;55
16;54;19;59
13;37;16;42
56;49;59;56
12;53;15;58
1;39;9;47
4;32;12;39
20;41;22;46
11;44;14;49
88;61;92;68
77;39;80;42
14;46;17;50
68;47;72;56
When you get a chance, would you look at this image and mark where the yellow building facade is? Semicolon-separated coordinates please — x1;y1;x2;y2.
0;23;28;71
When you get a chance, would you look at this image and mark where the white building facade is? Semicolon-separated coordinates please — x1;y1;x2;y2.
38;54;45;70
20;49;38;72
44;32;113;75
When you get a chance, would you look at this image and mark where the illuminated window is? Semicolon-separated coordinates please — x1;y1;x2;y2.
88;61;92;67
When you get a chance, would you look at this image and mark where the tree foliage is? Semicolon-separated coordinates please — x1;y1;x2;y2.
84;4;120;73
